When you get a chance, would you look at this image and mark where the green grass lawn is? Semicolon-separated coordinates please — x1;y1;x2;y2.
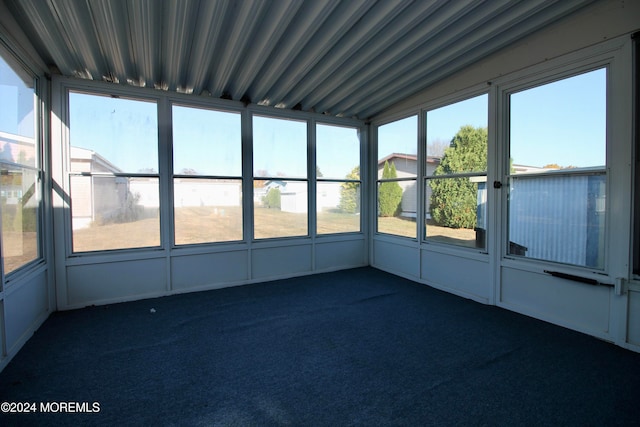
72;206;362;252
70;207;477;253
378;216;477;247
3;231;38;273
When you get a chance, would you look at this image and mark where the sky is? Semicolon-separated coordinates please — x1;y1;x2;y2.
378;68;606;170
68;67;606;176
173;105;241;176
69;93;360;179
69;92;158;173
0;56;35;139
252;115;307;178
510;68;606;168
377;94;489;164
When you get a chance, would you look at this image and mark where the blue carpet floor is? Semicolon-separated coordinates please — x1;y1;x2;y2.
0;267;639;426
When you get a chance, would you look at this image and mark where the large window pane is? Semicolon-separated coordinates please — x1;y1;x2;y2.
1;166;39;273
254;180;307;239
316;123;361;235
172;105;243;245
425;94;488;248
253;116;306;178
378;116;418;178
510;70;605;169
71;177;160;252
1;54;40;275
508;69;606;268
69;92;160;252
173;106;241;176
69;92;158;174
174;178;242;244
377;116;417;238
0;56;35;141
253;115;308;239
316;124;359;179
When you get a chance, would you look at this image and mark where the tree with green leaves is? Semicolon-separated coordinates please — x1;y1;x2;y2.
378;161;403;217
263;187;281;209
430;125;487;229
338;166;360;214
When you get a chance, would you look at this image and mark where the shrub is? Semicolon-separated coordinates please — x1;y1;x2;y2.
430;125;487;229
263;187;281;209
378;161;402;217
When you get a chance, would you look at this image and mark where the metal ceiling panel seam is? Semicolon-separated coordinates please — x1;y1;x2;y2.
293;0;447;114
247;0;342;105
49;0;106;80
228;0;303;100
255;0;374;108
8;0;75;77
352;0;596;119
319;0;511;117
184;0;230;95
161;0;199;92
126;0;162;88
299;0;474;116
278;0;415;111
208;0;268;98
88;0;133;85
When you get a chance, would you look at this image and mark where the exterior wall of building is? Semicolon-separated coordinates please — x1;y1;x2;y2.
174;180;241;208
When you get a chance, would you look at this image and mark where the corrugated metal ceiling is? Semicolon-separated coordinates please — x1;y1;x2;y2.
4;0;595;120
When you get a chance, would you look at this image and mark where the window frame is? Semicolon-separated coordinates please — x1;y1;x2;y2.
501;64;610;271
374;114;419;240
632;31;640;277
315;121;362;236
422;93;489;250
0;48;44;280
251;113;310;240
170;102;244;246
66;89;162;254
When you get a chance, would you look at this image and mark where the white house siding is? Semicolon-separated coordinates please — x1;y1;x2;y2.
94;176;128;221
508;173;605;268
377;155;441;218
397;158;417;218
0;135;36;166
174;180;241;208
317;181;345;212
69;147;128;228
280;181;308;214
69;175;92;229
129;178;160;209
